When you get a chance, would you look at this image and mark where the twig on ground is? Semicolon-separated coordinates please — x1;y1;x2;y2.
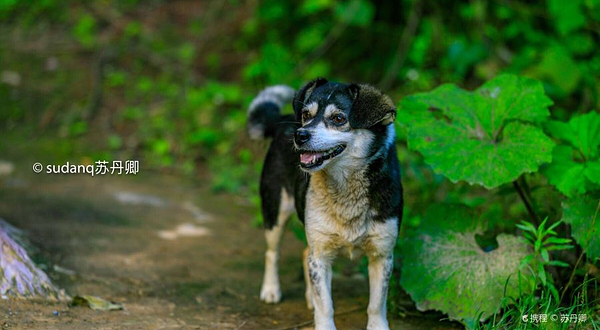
234;320;248;330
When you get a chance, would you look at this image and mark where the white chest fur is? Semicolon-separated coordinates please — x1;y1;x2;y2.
304;170;397;259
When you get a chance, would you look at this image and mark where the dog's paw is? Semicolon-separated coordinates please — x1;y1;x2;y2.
314;320;337;330
366;318;390;330
260;284;281;303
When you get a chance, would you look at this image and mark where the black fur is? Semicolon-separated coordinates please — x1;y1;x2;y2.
258;114;306;229
292;77;328;122
247;101;282;138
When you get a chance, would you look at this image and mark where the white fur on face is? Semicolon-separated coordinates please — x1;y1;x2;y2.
307;102;319;117
302;102;319;125
323;104;339;118
299;123;376;174
304;122;352;151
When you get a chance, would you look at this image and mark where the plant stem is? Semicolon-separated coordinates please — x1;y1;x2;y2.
560;249;584;303
559;200;600;303
513;179;538;225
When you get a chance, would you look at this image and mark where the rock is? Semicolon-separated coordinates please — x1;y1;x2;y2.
0;219;68;300
113;191;166;207
0;161;14;176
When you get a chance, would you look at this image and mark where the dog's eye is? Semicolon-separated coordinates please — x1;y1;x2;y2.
302;111;311;121
331;114;347;125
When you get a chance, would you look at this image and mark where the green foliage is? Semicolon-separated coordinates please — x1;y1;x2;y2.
526;44;581;96
401;204;535;325
517;218;573;302
477;279;597;330
548;0;586;36
2;0;600;327
73;14;97;48
398;75;598;327
399;74;554;188
544;112;600;197
562;197;600;261
334;0;374;27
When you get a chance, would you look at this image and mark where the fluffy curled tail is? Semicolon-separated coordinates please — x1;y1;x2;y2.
247;85;295;140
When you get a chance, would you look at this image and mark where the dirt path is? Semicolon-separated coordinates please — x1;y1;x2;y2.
0;161;460;330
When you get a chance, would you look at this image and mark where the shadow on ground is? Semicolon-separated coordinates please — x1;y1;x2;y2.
0;158;461;330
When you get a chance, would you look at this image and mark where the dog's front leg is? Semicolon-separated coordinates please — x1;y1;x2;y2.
307;251;336;330
366;253;393;330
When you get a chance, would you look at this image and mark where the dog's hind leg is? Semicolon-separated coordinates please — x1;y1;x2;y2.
303;247;314;310
260;188;294;303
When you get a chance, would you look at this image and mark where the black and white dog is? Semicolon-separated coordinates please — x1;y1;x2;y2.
248;78;403;330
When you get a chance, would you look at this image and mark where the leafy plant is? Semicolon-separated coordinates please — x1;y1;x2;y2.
543;112;600;197
517;218;573;301
401;204;535;326
399;74;555;189
562;197;600;261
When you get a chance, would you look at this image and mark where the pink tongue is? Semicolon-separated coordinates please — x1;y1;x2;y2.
300;153;323;164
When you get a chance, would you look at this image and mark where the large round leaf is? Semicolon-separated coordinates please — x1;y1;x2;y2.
562;197;600;260
400;204;534;325
399;74;555;188
544;112;600;197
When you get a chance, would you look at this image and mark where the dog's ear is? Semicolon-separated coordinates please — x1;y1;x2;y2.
293;77;328;121
348;84;396;128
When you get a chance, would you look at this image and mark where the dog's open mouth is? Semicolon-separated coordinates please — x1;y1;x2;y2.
299;144;346;169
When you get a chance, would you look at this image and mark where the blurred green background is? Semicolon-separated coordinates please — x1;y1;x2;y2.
1;0;598;195
1;1;600;327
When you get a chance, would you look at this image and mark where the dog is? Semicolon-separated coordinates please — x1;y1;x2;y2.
247;78;403;330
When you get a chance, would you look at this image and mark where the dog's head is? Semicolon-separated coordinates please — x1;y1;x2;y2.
292;78;396;173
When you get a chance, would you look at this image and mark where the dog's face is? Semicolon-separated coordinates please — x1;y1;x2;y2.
292;78;396;173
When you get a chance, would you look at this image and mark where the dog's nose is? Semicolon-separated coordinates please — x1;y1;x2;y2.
295;129;311;145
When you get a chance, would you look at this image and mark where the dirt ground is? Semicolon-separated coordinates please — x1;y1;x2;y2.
0;158;461;330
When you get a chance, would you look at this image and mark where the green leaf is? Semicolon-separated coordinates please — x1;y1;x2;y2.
400;204;534;324
546;244;574;251
547;260;570;267
548;0;586;36
534;239;541;252
544;112;600;197
541;249;549;262
400;74;554;188
546;112;600;160
562;197;600;260
547;281;560;303
300;0;334;15
334;0;374;27
71;295;123;311
520;254;534;269
73;14;97;48
526;44;581;95
546;219;563;233
537;262;547;285
543;237;571;245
